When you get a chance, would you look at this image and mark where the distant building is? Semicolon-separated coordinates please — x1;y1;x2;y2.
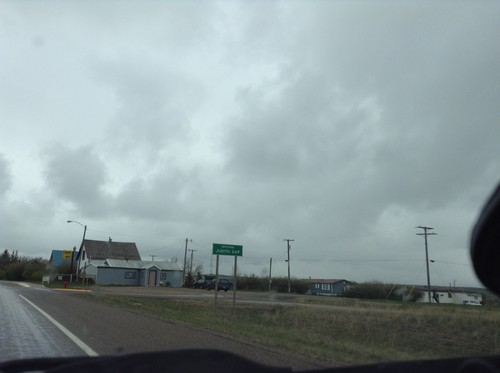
75;238;141;277
307;279;353;296
48;249;77;279
91;259;183;287
74;238;182;287
413;286;483;305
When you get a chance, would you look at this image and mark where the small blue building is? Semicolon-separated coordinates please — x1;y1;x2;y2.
82;259;184;287
308;279;353;296
48;249;77;278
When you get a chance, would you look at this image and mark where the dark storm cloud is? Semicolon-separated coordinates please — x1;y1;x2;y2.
43;145;109;216
0;154;12;196
218;1;499;270
222;68;391;241
1;1;497;286
89;52;206;168
287;1;500;208
113;163;202;221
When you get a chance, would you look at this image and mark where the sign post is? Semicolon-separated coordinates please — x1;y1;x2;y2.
212;243;243;310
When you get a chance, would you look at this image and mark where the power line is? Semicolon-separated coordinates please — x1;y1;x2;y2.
143;239;187;252
296;258;424;263
190;241;211;250
431;260;471;267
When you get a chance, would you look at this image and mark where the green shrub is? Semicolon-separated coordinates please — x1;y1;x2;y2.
344;281;402;301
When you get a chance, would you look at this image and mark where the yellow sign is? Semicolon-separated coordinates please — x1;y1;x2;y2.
63;250;73;260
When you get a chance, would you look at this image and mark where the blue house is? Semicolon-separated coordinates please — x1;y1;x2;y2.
308;279;353;296
92;259;183;287
48;249;76;269
47;249;78;280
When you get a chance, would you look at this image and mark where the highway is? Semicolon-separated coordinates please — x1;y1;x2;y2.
0;282;86;361
0;282;323;370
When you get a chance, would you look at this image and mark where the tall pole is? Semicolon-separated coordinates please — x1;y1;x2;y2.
182;238;191;287
188;249;197;274
284;239;294;293
268;257;273;292
214;255;220;307
67;220;87;278
233;256;237;311
416;226;437;303
70;246;76;282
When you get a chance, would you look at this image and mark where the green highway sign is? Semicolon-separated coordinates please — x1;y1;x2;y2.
213;243;243;256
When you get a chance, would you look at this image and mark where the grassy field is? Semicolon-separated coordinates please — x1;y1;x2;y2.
88;294;500;366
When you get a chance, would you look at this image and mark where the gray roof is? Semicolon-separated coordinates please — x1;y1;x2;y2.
80;239;141;261
86;260;106;268
140;260;183;271
307;279;353;285
103;259;182;271
413;285;482;295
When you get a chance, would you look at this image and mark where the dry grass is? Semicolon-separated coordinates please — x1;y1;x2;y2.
89;294;500;365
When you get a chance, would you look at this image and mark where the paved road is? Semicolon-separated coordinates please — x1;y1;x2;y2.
0;282;85;362
0;282;325;370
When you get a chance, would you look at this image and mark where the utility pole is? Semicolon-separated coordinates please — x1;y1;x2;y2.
182;238;192;287
70;246;76;283
268;257;273;292
416;226;437;303
150;255;156;262
284;239;294;293
188;249;197;275
67;220;87;279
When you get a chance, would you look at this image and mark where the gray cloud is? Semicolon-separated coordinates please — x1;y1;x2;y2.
43;145;110;217
0;1;498;286
0;154;12;197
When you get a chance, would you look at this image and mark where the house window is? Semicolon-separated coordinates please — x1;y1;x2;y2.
82;251;85;260
160;273;167;281
125;271;136;279
315;284;320;289
321;283;330;291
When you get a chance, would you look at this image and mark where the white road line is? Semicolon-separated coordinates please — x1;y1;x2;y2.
19;295;99;357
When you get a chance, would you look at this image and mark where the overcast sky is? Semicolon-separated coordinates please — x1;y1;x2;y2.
1;0;498;287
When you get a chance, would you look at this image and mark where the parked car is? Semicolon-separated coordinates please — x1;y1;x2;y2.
207;279;233;292
192;277;214;289
463;300;481;306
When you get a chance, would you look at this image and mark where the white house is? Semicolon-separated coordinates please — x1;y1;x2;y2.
76;238;142;278
74;238;183;287
414;286;482;305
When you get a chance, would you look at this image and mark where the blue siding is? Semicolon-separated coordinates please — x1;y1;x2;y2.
96;267;140;286
310;280;350;296
95;267;183;287
161;270;182;287
49;250;77;269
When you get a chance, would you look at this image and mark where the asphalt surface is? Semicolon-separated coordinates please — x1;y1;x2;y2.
0;282;84;362
0;282;325;370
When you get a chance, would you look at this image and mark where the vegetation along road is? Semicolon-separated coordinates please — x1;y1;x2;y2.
84;285;500;366
2;282;323;370
5;281;500;368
